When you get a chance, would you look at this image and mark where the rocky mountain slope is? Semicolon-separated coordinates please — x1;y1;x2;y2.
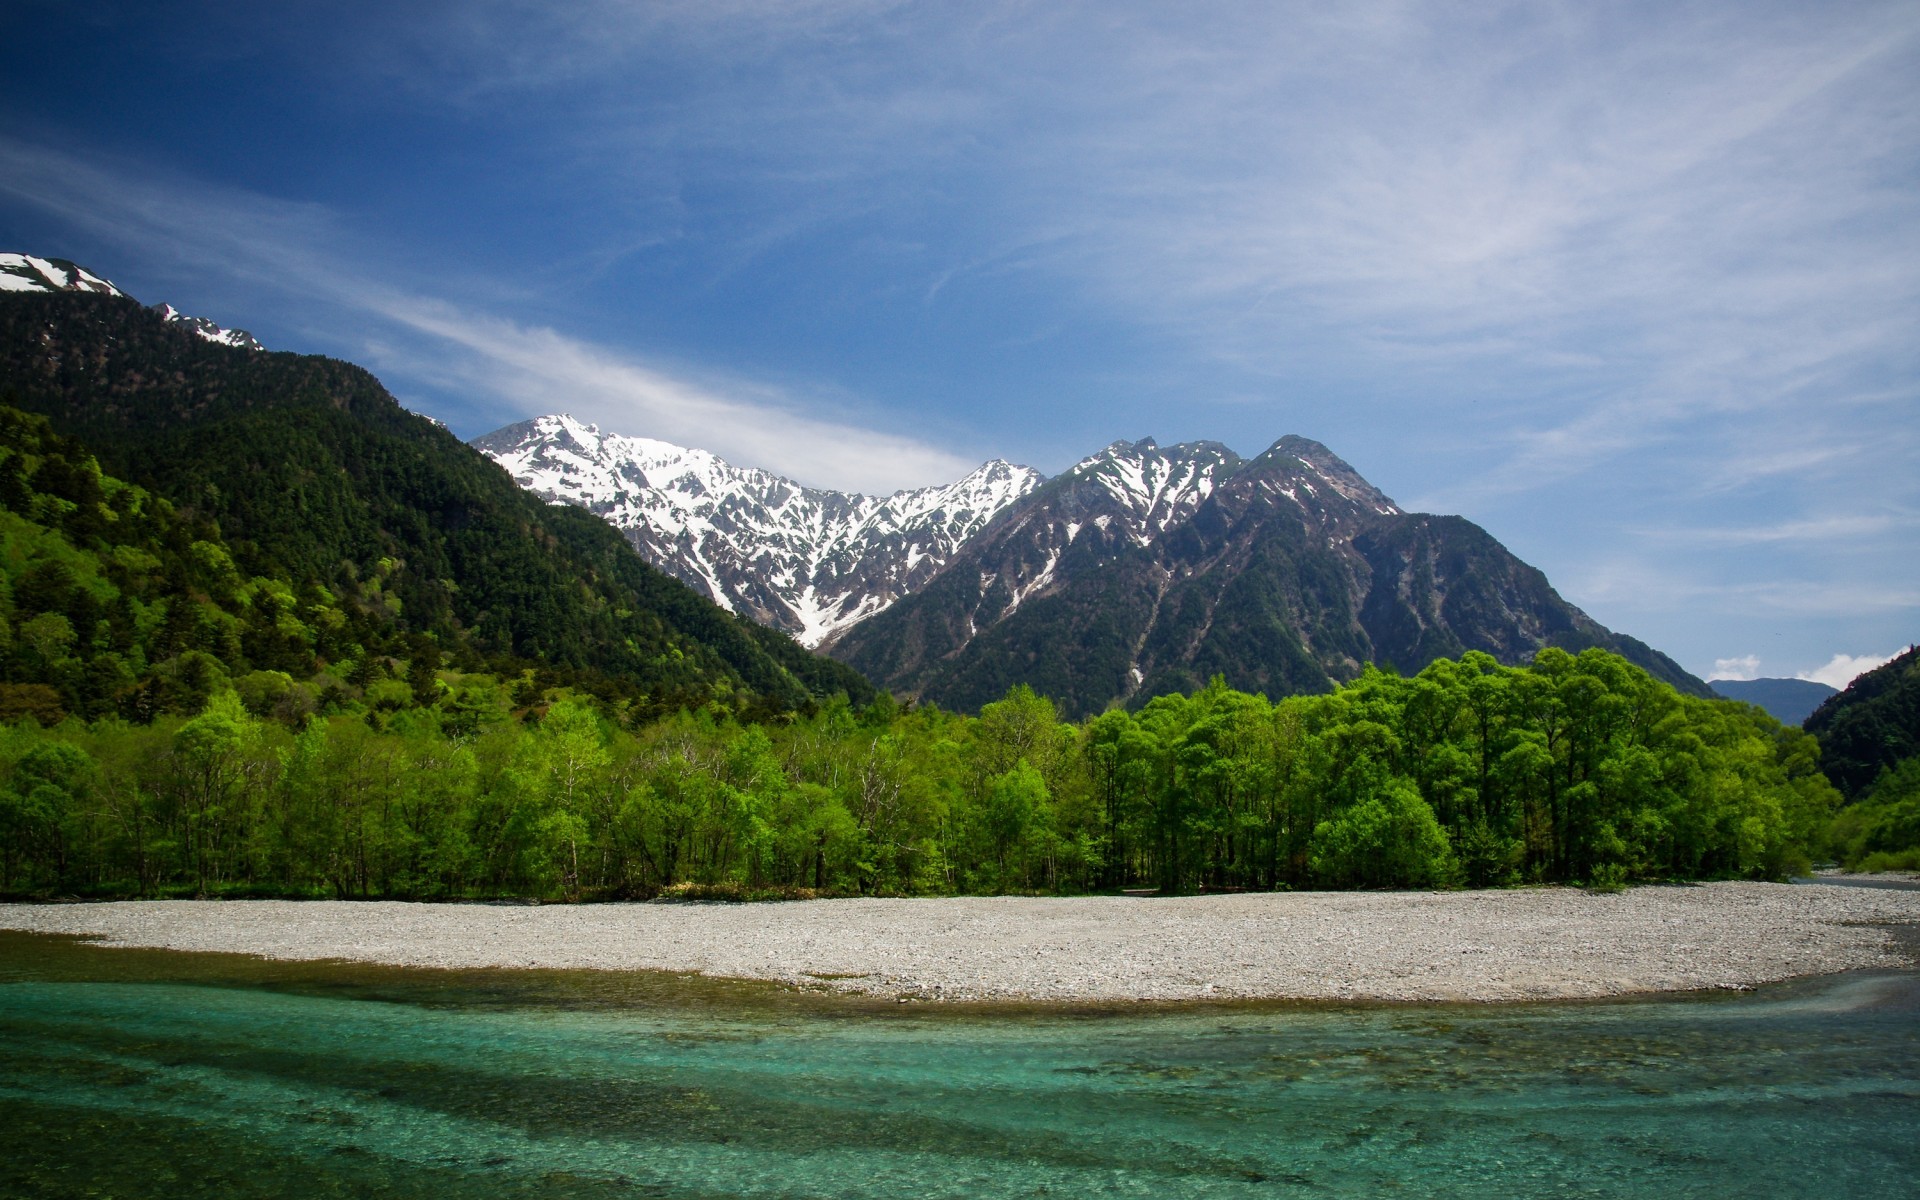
473;415;1043;646
829;436;1707;715
150;302;264;351
0;253;124;296
483;412;1706;716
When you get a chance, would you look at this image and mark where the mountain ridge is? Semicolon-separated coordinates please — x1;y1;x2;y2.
473;414;1044;646
2;252;264;350
480;413;1706;716
830;433;1707;715
1708;677;1838;726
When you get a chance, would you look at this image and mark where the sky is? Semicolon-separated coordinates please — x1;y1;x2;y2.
1;0;1914;688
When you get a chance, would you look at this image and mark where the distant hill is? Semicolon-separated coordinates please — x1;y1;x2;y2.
1708;677;1837;726
1805;645;1920;798
0;281;871;718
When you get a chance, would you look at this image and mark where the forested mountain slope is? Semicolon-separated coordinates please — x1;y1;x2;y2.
831;436;1706;717
1806;645;1920;798
0;404;404;723
0;288;869;716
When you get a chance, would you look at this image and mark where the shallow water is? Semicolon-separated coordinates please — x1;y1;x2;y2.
1;931;1916;1198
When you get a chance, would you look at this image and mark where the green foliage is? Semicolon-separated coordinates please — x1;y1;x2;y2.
1828;756;1920;870
0;404;394;723
0;294;872;720
0;648;1832;899
1804;645;1919;799
1309;773;1456;889
1799;644;1920;871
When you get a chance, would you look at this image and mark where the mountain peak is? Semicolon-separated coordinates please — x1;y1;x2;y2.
473;416;1045;646
0;253;123;297
1059;436;1243;542
1256;435;1400;516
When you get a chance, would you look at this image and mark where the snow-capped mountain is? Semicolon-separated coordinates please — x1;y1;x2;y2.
2;253;262;349
1063;437;1243;544
478;417;1703;712
0;253;124;296
472;414;1044;647
831;434;1703;716
151;302;264;351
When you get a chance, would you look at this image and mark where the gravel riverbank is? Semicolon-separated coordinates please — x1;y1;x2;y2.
6;882;1919;1003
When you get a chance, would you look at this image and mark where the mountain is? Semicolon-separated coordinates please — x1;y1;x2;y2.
478;418;1706;718
0;253;123;296
1708;677;1837;726
150;302;264;351
0;279;871;718
830;436;1709;716
1804;644;1920;798
3;252;265;350
473;414;1044;646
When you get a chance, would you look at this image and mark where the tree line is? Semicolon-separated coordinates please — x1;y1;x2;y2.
0;646;1837;899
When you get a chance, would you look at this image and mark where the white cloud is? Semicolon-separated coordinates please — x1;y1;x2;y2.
370;297;974;492
1712;655;1762;682
1798;651;1899;690
0;136;972;494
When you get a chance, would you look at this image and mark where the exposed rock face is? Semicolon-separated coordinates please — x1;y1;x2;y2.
829;436;1706;715
474;423;1704;716
472;415;1044;647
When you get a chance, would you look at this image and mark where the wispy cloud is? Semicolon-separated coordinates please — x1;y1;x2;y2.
1629;513;1920;546
1567;555;1920;621
368;296;974;491
383;1;1920;499
1712;655;1762;682
0;136;973;493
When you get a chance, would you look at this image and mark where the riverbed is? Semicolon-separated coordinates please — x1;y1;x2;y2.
4;881;1919;1002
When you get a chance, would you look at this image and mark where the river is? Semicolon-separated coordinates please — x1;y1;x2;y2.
1;929;1915;1197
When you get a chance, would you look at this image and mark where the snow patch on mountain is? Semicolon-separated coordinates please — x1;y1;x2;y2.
473;414;1044;647
2;254;264;351
152;303;265;351
1065;437;1241;544
0;253;124;296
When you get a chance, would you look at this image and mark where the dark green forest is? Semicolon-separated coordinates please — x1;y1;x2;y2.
1810;645;1920;871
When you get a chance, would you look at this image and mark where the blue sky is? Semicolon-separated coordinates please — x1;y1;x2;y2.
2;0;1915;687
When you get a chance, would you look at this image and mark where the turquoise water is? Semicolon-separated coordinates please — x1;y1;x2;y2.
1;932;1916;1198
